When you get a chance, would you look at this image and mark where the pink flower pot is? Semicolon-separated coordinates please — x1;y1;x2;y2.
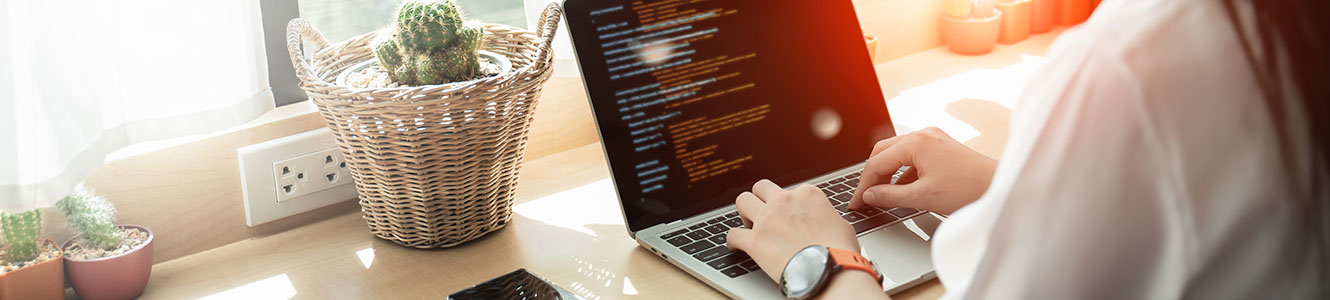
998;0;1033;44
940;9;1003;55
1031;0;1054;33
63;225;154;300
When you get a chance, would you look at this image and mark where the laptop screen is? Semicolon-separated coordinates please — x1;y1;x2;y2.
564;0;895;233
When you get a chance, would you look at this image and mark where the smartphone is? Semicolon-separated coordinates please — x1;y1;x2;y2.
448;269;583;300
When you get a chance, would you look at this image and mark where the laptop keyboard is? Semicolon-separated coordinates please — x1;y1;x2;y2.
657;170;926;278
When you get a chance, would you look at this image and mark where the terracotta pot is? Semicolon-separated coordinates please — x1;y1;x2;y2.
1031;0;1054;33
1058;0;1092;25
998;0;1032;44
0;239;65;300
63;225;154;300
865;34;879;63
940;9;1003;55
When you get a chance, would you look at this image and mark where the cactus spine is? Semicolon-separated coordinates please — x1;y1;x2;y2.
2;210;43;262
56;185;124;251
945;0;998;19
374;0;486;85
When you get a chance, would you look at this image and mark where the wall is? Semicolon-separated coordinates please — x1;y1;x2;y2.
40;76;598;264
856;0;946;63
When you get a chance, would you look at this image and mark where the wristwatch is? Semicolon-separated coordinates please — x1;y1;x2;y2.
779;245;884;299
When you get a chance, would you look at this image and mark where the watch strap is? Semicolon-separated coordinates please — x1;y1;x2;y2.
827;247;883;284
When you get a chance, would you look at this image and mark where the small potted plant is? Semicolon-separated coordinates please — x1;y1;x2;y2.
941;0;1003;55
1030;0;1054;33
57;185;154;300
864;28;879;63
0;209;64;300
1058;0;1092;26
287;0;563;248
997;0;1032;44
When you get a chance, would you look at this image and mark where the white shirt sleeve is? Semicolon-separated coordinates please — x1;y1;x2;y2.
931;25;1193;299
930;0;1325;297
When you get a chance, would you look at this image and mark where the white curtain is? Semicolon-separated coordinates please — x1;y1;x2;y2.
0;0;275;212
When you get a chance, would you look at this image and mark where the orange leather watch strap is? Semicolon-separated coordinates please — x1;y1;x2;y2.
827;247;882;283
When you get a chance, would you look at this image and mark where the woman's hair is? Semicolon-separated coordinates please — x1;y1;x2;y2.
1221;0;1329;292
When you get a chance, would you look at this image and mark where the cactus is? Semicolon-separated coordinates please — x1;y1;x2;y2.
373;0;486;86
2;210;43;262
972;0;998;18
56;185;124;251
944;0;973;19
945;0;998;19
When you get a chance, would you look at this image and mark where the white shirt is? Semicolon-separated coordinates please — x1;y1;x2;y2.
932;0;1325;298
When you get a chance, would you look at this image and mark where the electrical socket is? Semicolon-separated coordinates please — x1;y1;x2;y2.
238;128;357;226
273;147;350;202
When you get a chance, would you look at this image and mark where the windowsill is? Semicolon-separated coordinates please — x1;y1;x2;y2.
106;101;320;162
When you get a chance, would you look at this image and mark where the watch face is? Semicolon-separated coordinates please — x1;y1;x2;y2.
781;246;830;298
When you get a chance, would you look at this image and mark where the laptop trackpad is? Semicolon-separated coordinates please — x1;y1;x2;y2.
859;214;941;287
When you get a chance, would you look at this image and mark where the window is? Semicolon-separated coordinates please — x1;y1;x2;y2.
300;0;525;44
262;0;527;107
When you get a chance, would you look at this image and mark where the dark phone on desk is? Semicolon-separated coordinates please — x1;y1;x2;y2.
448;269;583;300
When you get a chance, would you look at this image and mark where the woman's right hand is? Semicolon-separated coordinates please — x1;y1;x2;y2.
848;127;998;214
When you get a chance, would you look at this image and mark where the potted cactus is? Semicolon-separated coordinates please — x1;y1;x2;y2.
57;185;154;300
288;0;562;248
1057;0;1093;26
340;0;511;88
0;209;64;300
941;0;1003;55
863;28;879;63
997;0;1032;44
1030;0;1054;33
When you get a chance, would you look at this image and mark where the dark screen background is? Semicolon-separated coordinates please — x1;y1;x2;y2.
564;0;895;233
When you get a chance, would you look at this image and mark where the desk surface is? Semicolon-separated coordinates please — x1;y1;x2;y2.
140;30;1062;299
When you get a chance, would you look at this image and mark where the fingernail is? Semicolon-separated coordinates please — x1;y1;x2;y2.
863;189;877;204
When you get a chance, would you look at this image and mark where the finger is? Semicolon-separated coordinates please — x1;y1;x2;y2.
893;166;919;185
850;144;914;209
735;192;765;226
751;179;784;201
859;180;927;209
869;134;907;157
726;227;755;250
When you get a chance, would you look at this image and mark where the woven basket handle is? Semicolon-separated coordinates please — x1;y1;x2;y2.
533;3;563;66
286;18;331;81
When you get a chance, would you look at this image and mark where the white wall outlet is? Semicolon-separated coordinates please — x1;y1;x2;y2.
238;128;357;226
273;147;349;202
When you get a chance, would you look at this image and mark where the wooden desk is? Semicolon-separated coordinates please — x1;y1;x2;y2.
139;30;1063;299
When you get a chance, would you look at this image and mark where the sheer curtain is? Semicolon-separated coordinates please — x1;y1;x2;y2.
0;0;275;212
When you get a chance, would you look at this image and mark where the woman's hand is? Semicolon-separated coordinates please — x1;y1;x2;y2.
849;127;998;214
725;179;859;283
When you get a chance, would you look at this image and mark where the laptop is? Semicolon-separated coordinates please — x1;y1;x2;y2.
561;0;943;298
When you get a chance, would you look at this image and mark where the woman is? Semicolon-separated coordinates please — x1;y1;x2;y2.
725;0;1328;298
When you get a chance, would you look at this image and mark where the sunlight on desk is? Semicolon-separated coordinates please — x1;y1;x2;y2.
512;178;639;300
356;247;376;269
198;273;297;300
623;276;640;295
513;179;624;238
887;54;1044;142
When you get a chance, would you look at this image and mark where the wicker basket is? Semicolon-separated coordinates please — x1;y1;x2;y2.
285;4;563;248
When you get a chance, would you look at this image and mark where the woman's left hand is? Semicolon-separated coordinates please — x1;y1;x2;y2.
725;179;860;282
